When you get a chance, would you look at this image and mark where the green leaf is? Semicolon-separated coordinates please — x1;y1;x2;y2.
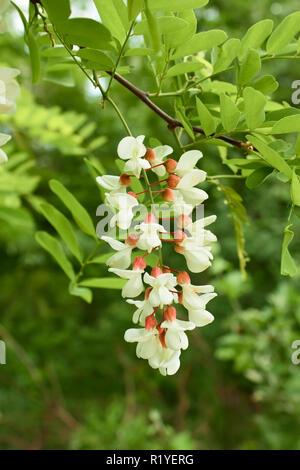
88;253;112;264
291;169;300;206
164;9;196;48
243;87;266;129
11;1;28;32
281;224;297;277
35;231;75;280
267;12;300;54
76;49;115;71
175;107;195;141
246;135;293;179
128;0;144;21
93;0;126;44
239;49;261;85
125;47;154;57
165;61;204;78
271;114;300;134
69;282;93;303
196;97;216;136
252;75;278;94
40;202;83;262
213;38;241;74
0;207;34;229
42;0;71;25
148;0;208;11
172;30;227;59
60;18;114;50
239;19;273;58
220;93;241;132
134;16;188;35
144;3;161;51
246;166;273;188
79;278;126;289
27;30;41;84
49;179;96;238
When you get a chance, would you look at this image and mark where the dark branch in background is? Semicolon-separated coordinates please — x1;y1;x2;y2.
107;71;255;152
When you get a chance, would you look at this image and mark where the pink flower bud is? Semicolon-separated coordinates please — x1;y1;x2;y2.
158;328;167;348
145;287;152;299
151;266;162;278
162;188;175;202
167;174;180;189
119;173;131;187
128;191;137;198
164;305;176;322
145;148;156;162
177;214;192;229
145;213;157;224
145;314;157;330
177;271;191;285
178;291;183;304
162;265;171;273
164;158;177;173
174;230;186;242
125;233;139;247
174;244;184;254
133;256;146;271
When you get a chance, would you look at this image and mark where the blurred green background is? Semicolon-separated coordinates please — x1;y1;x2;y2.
1;0;300;450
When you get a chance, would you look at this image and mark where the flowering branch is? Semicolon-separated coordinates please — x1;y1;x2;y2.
106;72;255;151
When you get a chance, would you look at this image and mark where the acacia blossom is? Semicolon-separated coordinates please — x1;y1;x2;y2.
97;136;217;375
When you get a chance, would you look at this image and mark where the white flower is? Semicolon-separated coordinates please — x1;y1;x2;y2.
117;135;150;177
101;236;133;269
109;267;144;298
176;169;208;206
136;222;166;252
148;348;181;376
126;299;154;325
150;145;173;177
106;192;138;230
0;132;10;164
177;215;217;273
161;319;195;350
144;271;177;308
0;67;20;114
124;327;161;360
175;150;203;178
171;192;193;216
181;284;217;326
96;175;126;193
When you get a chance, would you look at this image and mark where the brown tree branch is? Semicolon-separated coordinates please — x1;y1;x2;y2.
107;72;254;151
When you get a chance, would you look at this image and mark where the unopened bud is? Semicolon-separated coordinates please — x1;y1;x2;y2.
174;230;186;242
119;173;131;187
162;188;175;202
174;244;184;254
151;266;162;277
167;174;180;189
133;256;146;271
128;191;137;198
164;305;176;322
145;314;157;330
177;271;191;285
145;148;156;162
177;214;192;229
178;291;183;304
145;213;157;224
125;233;139;247
145;287;152;300
164;158;177;173
158;328;167;348
162;265;171;273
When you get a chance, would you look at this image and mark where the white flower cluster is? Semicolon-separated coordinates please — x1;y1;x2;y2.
97;136;217;375
0;67;20;164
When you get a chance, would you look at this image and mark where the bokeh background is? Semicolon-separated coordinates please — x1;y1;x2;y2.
1;0;300;450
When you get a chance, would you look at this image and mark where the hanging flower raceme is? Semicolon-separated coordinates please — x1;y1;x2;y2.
97;136;217;375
